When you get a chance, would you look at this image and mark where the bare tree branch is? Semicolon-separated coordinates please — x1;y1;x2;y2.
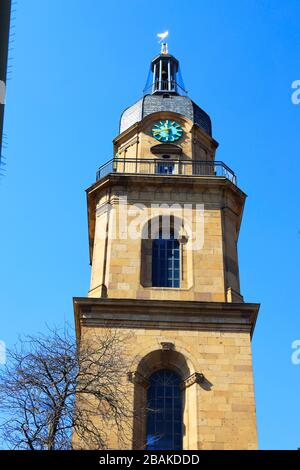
0;325;132;450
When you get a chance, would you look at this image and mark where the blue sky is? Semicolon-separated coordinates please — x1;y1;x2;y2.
0;0;300;450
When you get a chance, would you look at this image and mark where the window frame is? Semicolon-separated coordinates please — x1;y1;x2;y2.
152;231;180;288
146;369;183;451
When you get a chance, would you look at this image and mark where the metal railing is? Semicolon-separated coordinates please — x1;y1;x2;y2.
96;158;237;185
143;80;187;96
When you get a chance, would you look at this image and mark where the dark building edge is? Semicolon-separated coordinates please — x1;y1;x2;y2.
0;0;12;164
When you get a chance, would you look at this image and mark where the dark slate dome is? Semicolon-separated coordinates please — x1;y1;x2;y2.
119;46;212;137
119;94;212;136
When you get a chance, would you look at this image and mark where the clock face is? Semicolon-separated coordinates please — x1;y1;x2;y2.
152;120;183;142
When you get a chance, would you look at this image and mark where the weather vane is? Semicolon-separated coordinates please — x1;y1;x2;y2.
157;31;169;54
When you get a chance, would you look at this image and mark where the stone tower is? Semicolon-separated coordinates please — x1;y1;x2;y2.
73;45;260;450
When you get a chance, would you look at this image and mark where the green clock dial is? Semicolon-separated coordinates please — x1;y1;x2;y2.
152;120;183;142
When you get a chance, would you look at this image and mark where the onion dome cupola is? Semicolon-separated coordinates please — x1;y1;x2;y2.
120;43;212;137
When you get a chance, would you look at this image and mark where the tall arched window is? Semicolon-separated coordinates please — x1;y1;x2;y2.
146;369;183;450
152;232;180;288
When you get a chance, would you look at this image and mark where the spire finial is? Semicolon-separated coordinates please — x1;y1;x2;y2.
161;42;168;55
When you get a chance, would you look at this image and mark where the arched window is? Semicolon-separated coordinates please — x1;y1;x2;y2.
146;369;183;450
152;232;180;288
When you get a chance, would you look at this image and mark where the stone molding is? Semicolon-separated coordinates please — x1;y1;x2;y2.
127;371;149;388
181;372;205;389
160;342;175;351
127;370;205;390
73;297;260;341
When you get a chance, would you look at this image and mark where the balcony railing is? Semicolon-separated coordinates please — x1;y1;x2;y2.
96;158;237;185
143;80;187;96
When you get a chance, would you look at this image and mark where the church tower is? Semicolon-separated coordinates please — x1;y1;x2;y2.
73;44;260;450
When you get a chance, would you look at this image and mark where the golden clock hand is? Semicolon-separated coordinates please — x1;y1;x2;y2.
153;127;169;134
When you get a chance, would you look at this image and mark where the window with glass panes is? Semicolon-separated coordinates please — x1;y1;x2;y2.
152;232;180;288
146;369;183;450
156;162;175;174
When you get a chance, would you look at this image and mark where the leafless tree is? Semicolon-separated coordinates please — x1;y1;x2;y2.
0;325;132;450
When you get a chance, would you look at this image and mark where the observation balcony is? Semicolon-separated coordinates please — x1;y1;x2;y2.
96;158;237;185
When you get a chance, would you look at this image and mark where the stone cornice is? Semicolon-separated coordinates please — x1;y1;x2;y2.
86;173;245;199
113;122;139;145
73;297;260;341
